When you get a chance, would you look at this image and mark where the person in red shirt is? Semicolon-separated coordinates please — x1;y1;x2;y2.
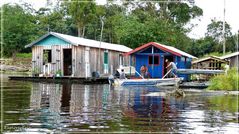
140;65;148;78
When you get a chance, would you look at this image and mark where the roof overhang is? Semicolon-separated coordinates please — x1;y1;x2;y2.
125;42;182;56
25;32;76;48
192;56;228;64
220;52;239;59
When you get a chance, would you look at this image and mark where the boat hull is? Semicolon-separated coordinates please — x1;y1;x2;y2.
114;78;181;86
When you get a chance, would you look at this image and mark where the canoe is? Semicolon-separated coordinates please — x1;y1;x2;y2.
114;78;181;86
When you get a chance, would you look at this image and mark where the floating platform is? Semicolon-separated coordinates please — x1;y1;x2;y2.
8;76;109;84
177;69;224;74
9;76;209;89
179;81;210;89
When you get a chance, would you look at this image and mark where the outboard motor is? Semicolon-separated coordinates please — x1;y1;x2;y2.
108;74;114;85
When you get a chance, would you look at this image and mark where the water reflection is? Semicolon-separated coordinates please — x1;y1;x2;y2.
2;80;239;133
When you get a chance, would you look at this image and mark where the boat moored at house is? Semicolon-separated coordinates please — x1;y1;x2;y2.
25;32;132;77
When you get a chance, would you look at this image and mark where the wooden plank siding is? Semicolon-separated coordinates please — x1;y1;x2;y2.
32;44;129;77
72;45;85;77
32;46;44;72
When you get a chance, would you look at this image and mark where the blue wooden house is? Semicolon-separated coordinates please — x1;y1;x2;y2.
126;42;197;80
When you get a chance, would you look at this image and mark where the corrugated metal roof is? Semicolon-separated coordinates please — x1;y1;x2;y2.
158;43;197;59
220;51;239;59
192;56;227;64
25;32;132;53
126;42;197;59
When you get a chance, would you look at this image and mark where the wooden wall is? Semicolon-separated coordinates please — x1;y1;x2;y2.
32;46;44;72
32;44;129;77
192;59;226;70
32;45;72;74
72;45;85;77
226;56;239;69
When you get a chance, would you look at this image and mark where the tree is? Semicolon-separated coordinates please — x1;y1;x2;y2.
206;19;232;42
112;1;201;50
188;37;217;57
62;0;96;37
1;4;37;57
35;7;71;35
205;19;234;53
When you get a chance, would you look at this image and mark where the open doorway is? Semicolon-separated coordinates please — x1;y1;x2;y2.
163;55;174;76
63;49;72;76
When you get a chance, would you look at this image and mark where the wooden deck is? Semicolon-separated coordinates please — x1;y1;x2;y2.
8;76;209;88
8;76;109;84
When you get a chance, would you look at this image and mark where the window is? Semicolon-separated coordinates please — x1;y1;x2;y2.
43;50;52;64
149;55;159;65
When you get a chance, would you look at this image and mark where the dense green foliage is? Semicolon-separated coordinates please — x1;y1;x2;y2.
207;68;239;91
1;4;35;57
16;53;32;58
1;0;238;57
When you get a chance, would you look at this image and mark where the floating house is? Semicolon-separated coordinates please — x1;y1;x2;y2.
220;51;239;69
126;42;196;80
192;56;228;70
25;32;132;77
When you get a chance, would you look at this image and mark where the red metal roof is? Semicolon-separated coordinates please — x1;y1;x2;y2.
125;42;196;58
126;42;180;55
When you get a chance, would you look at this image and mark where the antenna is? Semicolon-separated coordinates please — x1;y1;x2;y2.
98;16;105;72
223;0;226;54
47;24;50;32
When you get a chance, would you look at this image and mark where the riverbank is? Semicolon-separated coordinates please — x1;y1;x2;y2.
207;68;239;91
0;58;31;72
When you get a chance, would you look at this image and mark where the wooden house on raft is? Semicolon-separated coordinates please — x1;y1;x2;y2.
125;42;197;80
25;32;132;77
192;56;228;70
220;51;239;69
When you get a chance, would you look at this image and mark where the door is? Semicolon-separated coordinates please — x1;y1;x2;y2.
63;49;72;76
104;50;109;74
148;55;160;78
163;55;174;76
85;47;90;77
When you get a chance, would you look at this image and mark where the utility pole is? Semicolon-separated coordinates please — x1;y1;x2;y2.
98;16;104;72
222;0;226;54
237;30;239;52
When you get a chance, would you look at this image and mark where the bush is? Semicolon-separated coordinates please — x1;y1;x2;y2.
207;68;239;91
16;53;32;58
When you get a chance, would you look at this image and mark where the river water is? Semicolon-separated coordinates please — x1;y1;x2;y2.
1;74;238;133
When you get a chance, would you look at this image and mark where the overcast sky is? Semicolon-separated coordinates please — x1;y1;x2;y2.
189;0;239;39
1;0;239;39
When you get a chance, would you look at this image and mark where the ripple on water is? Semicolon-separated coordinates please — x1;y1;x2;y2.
2;77;239;133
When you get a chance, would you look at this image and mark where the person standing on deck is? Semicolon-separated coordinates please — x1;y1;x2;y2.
165;59;170;78
166;59;178;78
140;65;148;78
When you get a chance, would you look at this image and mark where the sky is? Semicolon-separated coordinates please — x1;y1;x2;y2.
1;0;239;39
189;0;239;39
